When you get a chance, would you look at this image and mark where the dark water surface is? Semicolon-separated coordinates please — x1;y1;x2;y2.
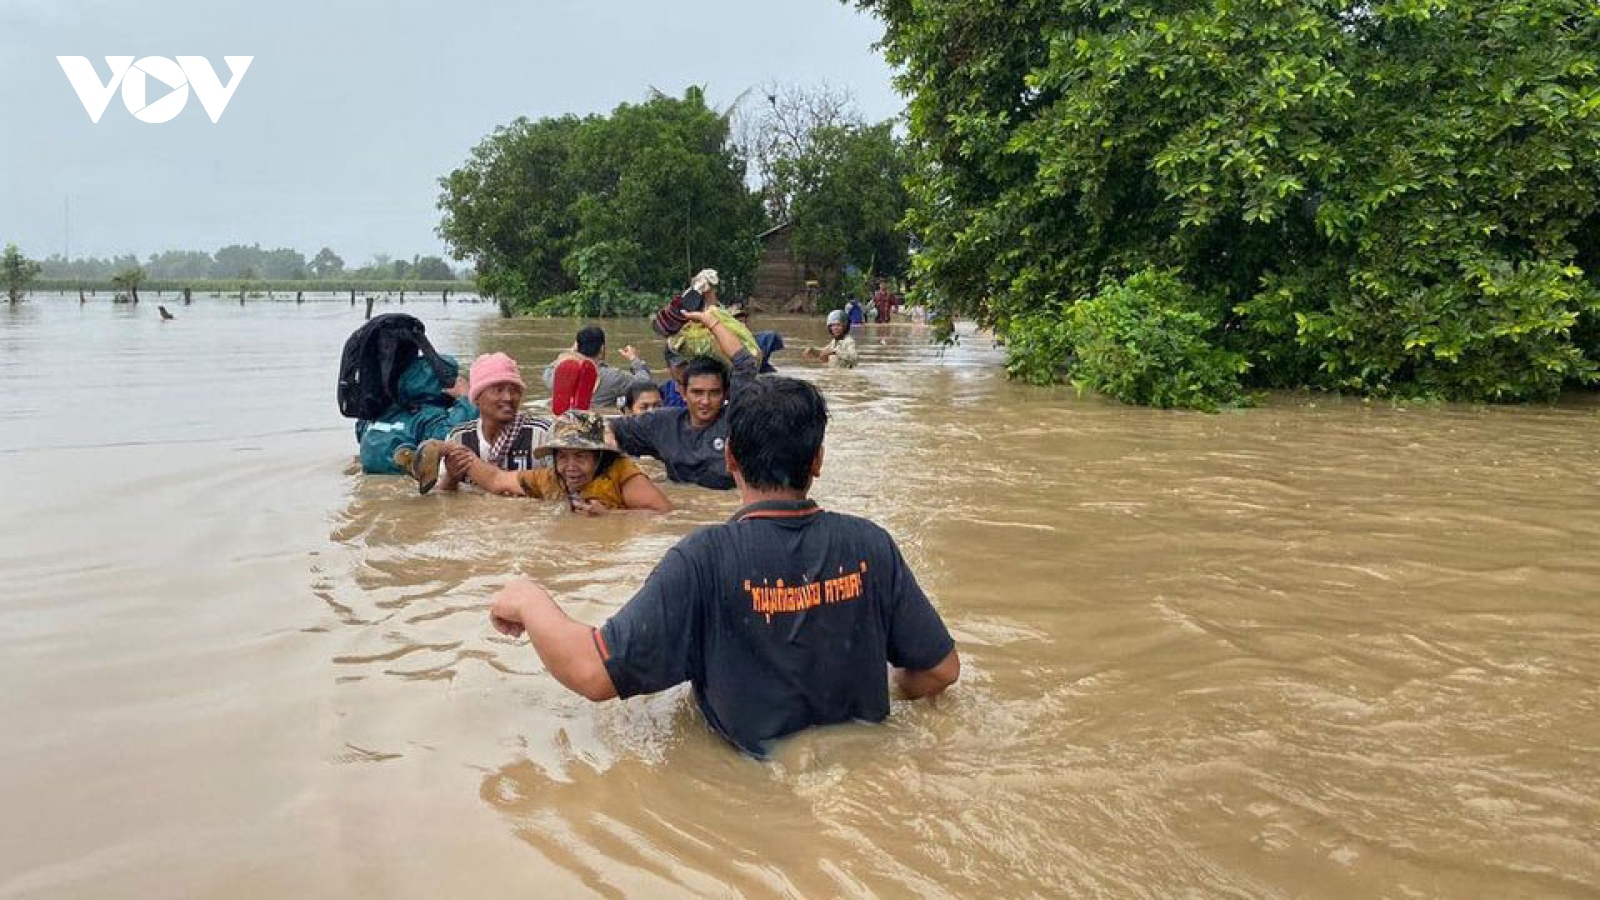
2;296;1597;898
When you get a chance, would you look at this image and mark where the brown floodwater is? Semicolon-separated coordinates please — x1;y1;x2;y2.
1;295;1597;898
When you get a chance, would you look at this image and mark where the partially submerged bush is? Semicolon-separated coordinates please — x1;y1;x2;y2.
1067;270;1248;411
1003;308;1074;386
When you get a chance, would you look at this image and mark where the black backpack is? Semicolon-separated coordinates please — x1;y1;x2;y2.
336;314;454;420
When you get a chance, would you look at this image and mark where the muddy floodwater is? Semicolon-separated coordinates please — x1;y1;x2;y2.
1;296;1598;898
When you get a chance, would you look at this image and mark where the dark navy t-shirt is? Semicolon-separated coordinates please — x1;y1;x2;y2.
598;499;955;755
610;350;757;490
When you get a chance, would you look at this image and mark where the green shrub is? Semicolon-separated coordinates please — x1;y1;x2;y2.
1066;270;1249;411
1002;308;1075;386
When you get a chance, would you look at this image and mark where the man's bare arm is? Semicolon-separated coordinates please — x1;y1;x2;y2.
893;648;960;700
682;309;747;361
490;581;617;701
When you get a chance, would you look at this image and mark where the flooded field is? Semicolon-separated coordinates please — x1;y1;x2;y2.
2;296;1597;898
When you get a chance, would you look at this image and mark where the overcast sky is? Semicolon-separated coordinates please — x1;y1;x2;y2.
0;0;902;265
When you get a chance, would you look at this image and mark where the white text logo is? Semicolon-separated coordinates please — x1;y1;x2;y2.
57;56;253;123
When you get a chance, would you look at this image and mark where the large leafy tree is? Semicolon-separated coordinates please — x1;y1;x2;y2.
308;247;344;279
437;87;764;312
856;0;1600;403
779;121;913;290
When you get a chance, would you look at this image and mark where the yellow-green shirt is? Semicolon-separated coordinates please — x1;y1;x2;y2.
516;457;645;510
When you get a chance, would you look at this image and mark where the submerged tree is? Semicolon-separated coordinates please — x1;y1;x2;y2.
856;0;1600;405
3;243;42;303
110;266;146;304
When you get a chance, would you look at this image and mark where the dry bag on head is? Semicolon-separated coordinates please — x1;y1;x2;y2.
337;313;453;420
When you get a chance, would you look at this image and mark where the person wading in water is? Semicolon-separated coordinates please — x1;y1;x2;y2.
607;308;758;490
442;410;671;514
410;352;551;494
488;376;960;755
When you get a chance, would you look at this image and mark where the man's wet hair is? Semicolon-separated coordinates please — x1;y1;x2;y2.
727;376;828;492
683;355;730;392
576;325;606;358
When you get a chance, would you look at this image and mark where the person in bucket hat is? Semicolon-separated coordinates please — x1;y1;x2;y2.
443;410;671;514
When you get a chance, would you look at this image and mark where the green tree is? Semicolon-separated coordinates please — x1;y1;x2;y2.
744;82;862;222
261;247;307;280
411;255;454;281
777;121;912;294
856;0;1600;405
110;266;146;303
438;87;764;314
145;250;214;280
309;247;344;279
212;244;264;280
3;244;42;303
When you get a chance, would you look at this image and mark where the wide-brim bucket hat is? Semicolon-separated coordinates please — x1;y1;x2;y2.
533;410;616;463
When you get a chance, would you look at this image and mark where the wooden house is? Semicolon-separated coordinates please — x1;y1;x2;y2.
750;222;818;312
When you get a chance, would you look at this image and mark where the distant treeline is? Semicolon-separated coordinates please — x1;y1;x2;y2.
33;278;470;294
38;244;470;283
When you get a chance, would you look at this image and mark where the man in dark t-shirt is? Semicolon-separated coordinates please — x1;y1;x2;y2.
490;376;960;756
608;309;759;490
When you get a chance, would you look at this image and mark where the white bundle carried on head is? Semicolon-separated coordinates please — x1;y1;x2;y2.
690;268;720;294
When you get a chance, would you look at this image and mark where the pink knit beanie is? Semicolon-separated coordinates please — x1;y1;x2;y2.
469;352;524;404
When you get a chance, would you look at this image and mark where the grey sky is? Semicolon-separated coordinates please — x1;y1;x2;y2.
0;0;901;266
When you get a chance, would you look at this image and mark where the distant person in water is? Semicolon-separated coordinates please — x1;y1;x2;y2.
441;410;671;514
658;349;688;408
844;296;866;327
754;330;785;374
620;381;664;416
871;282;895;324
543;325;653;412
487;376;959;756
804;310;860;368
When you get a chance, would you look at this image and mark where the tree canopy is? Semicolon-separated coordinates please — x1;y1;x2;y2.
778;121;913;290
3;244;42;303
437;87;764;314
856;0;1600;405
741;84;914;298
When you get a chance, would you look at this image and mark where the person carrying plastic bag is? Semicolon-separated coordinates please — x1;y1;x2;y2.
651;268;757;362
